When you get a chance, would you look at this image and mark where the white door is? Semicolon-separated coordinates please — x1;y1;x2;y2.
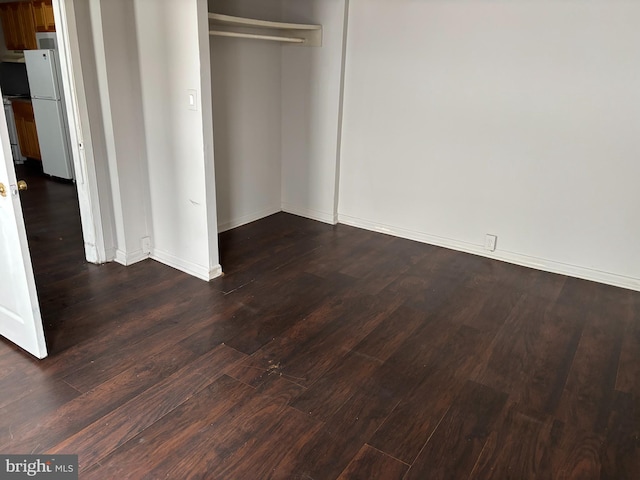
0;101;47;359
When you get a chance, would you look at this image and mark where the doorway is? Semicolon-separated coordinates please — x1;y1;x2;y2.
13;159;89;352
0;0;108;358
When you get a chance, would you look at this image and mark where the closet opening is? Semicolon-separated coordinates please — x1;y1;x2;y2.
208;0;348;273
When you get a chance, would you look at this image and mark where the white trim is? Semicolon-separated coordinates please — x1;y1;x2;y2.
338;213;640;293
209;264;223;280
282;203;337;225
218;203;338;232
217;205;281;233
104;246;117;262
152;249;222;282
88;0;127;256
198;0;222;280
114;249;149;266
333;0;350;226
55;0;108;262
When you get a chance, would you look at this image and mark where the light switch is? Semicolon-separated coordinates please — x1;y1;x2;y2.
187;89;197;111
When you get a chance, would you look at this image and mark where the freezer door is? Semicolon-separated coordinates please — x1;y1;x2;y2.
31;98;73;179
24;50;60;100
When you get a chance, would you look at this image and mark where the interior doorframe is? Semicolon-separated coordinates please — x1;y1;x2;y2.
52;0;111;263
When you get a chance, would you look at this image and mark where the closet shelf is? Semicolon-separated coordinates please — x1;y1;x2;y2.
210;31;305;44
208;13;322;47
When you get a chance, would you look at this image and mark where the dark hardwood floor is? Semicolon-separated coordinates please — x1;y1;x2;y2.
2;161;639;479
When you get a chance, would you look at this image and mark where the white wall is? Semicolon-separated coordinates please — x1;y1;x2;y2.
210;0;283;232
134;0;220;280
281;0;347;224
65;0;118;262
91;0;151;265
209;0;348;231
338;0;640;290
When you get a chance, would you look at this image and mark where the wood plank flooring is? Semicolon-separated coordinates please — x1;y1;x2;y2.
1;161;639;479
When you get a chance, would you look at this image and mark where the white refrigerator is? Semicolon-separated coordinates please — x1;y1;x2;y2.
24;49;74;180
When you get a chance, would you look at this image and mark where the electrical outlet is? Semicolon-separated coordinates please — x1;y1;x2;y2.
485;234;497;252
141;236;151;255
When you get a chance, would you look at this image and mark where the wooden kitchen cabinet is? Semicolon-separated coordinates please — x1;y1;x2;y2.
17;1;37;48
0;1;37;50
31;0;54;32
0;3;22;50
12;100;41;161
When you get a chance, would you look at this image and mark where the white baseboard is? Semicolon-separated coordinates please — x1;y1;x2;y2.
217;205;281;233
338;214;640;292
114;248;149;267
151;249;222;281
103;246;117;263
218;204;337;232
282;203;337;225
84;242;101;264
208;264;223;280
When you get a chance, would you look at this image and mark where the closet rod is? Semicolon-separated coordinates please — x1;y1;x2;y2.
209;30;305;44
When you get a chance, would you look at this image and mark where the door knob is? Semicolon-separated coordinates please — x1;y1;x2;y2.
0;183;5;197
17;180;27;191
